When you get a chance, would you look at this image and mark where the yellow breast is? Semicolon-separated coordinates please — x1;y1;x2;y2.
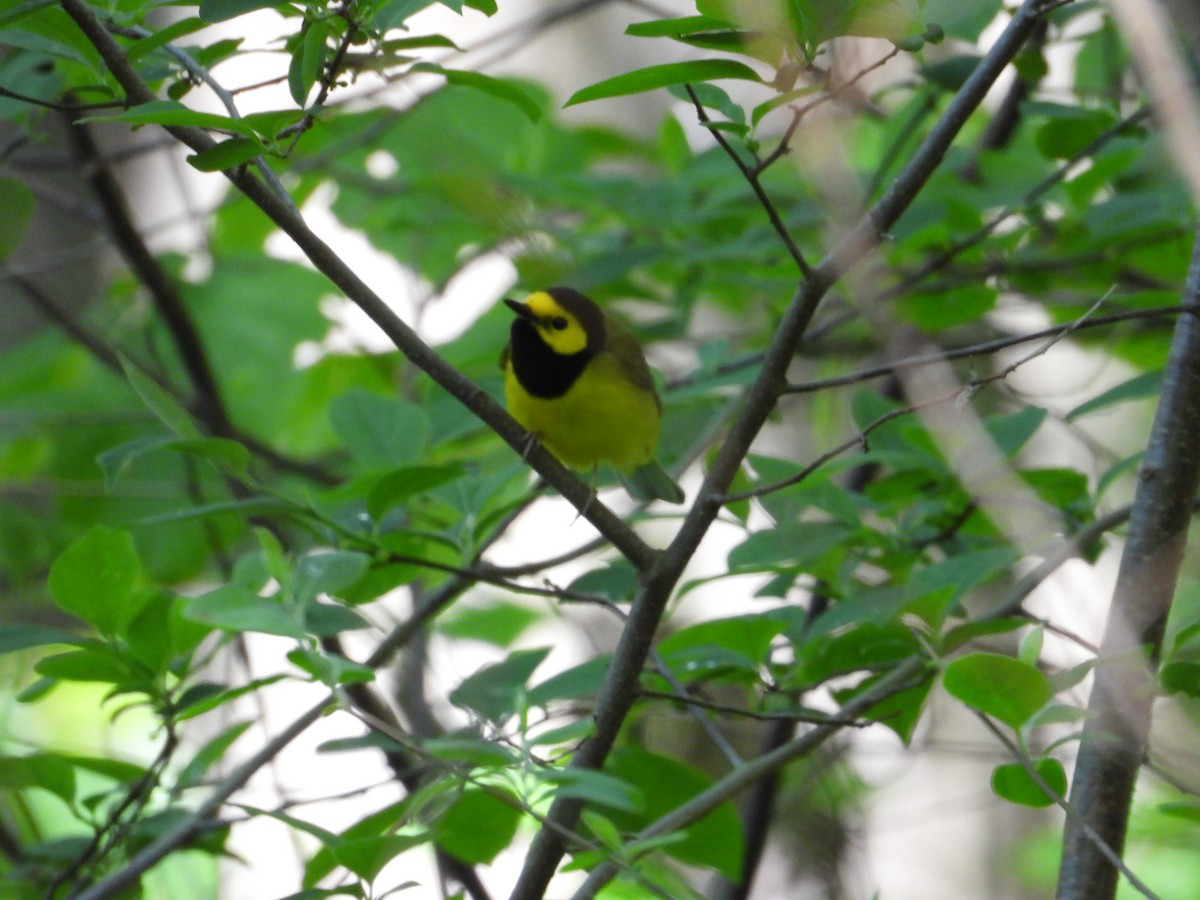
504;349;661;474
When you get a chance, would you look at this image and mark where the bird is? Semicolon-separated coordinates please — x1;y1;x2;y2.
500;287;685;504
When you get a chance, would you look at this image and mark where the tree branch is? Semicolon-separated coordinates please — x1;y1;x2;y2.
72;697;330;900
509;1;1058;895
1056;232;1200;899
567;659;931;900
56;0;656;572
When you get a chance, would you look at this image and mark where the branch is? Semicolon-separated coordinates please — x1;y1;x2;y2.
56;0;656;572
975;713;1160;899
684;84;812;276
68;120;236;441
1056;231;1200;900
72;697;330;900
731;294;1110;504
883;104;1151;302
0;84;121;111
9;271;339;485
785;301;1195;395
510;2;1058;895
567;659;931;900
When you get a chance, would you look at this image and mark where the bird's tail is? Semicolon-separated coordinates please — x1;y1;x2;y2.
622;461;684;504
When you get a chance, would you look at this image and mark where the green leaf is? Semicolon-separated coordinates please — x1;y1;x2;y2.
124;17;209;62
437;600;542;648
566;560;638;602
411;64;542;122
900;283;996;330
991;757;1067;807
371;0;438;30
603;746;743;880
542;767;643;813
48;526;144;635
187;137;267;172
63;754;148;784
199;0;283;22
329;389;430;468
118;356;200;439
667;81;746;125
176;721;254;790
0;753;76;803
833;670;933;744
1035;109;1115;160
288;648;375;685
97;436;250;490
333;833;427;882
450;647;550;724
35;646;133;685
182;586;306;639
422;737;518;768
434;787;521;864
527;655;611;706
302;800;414;886
921;54;981;91
366;464;466;520
566;59;762;107
1018;626;1044;667
1066;370;1162;422
0;1;56;29
134;496;296;528
942;652;1050;728
0;177;34;261
984;407;1046;458
382;34;461;51
174;675;288;721
302;602;371;636
293;550;371;604
1096;452;1143;501
0;625;80;655
659;612;793;683
92;100;258;138
290;19;331;107
728;521;851;572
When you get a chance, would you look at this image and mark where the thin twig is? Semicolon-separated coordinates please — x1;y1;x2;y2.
975;712;1160;899
72;698;331;900
882;105;1151;302
105;22;296;212
568;659;933;900
684;84;813;276
727;293;1109;503
512;3;1058;894
0;85;122;111
785;301;1197;395
753;47;901;176
57;0;657;570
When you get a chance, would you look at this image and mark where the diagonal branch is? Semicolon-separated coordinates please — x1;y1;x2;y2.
68;120;236;440
567;659;931;900
72;697;330;900
684;84;812;276
56;0;656;572
1055;231;1200;900
509;1;1059;895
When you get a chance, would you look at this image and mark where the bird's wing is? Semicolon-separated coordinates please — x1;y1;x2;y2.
605;316;659;403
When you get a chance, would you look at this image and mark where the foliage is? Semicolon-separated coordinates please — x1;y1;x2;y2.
1;0;1199;897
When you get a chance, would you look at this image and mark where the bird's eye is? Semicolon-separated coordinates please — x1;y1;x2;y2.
551;316;569;331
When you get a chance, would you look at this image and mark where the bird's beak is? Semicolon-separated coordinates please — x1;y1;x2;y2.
504;298;532;319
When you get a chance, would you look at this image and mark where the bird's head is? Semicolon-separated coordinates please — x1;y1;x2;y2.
504;288;605;356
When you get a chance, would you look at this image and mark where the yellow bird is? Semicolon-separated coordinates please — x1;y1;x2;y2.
500;288;684;504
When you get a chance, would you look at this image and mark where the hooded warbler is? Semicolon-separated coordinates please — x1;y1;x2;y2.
501;287;684;504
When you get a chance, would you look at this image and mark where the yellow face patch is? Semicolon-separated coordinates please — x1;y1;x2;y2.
523;291;589;355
